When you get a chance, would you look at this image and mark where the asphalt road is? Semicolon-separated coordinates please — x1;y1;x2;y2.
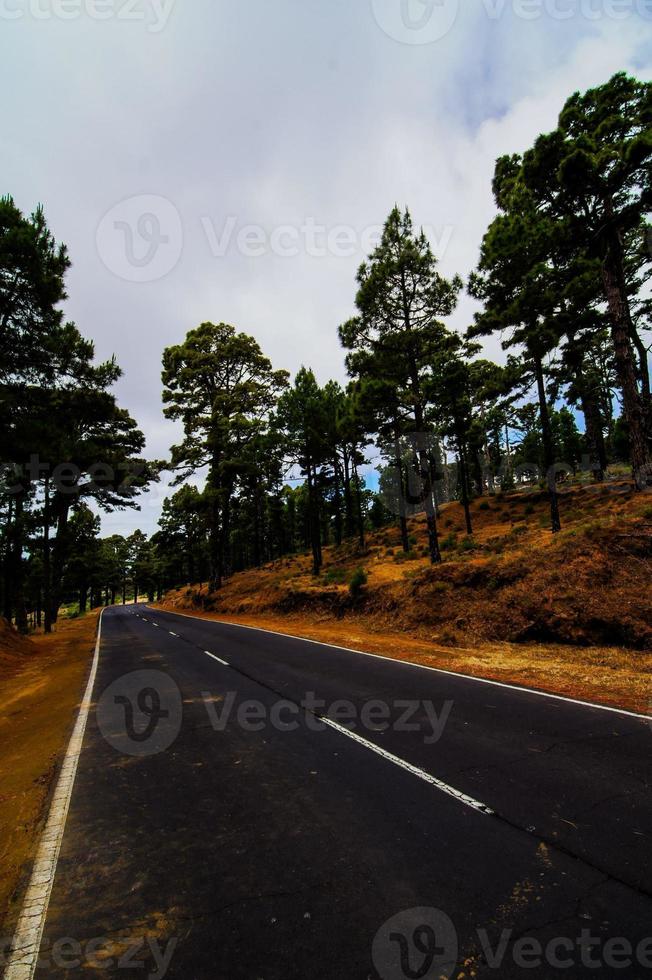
26;605;652;979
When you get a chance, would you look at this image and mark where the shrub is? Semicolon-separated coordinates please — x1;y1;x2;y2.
524;504;535;515
349;567;368;597
324;567;348;585
459;536;475;551
478;500;491;511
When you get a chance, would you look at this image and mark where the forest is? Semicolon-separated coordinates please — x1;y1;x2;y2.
1;71;650;633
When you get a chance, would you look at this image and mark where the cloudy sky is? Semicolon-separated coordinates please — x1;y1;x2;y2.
3;0;652;534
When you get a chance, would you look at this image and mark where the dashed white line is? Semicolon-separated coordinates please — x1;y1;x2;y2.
3;611;104;980
205;651;230;667
169;631;178;637
198;640;489;814
321;717;494;816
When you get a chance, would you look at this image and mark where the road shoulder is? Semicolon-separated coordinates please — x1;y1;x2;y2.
0;612;100;940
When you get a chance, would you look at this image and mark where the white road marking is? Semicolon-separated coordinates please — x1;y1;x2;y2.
200;636;491;813
321;717;493;815
3;611;104;980
154;609;650;722
169;631;178;637
205;651;230;667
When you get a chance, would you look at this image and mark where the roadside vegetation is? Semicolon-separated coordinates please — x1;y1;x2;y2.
160;480;652;651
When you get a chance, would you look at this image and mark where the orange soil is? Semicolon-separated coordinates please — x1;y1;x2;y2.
153;605;652;716
0;613;99;935
159;481;652;716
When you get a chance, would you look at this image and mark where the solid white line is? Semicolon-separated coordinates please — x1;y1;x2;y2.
3;611;104;980
205;651;230;667
149;608;650;722
321;717;494;815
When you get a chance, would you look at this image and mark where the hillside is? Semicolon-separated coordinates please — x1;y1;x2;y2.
163;482;651;646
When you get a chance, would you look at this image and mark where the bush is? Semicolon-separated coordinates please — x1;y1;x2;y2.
478;500;491;511
323;567;348;585
349;567;368;597
524;503;535;515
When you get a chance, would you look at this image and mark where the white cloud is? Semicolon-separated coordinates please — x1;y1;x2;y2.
2;0;650;533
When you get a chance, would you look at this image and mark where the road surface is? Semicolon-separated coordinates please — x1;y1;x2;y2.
10;604;652;979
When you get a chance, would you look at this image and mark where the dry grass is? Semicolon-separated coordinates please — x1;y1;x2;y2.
0;612;99;933
160;481;652;714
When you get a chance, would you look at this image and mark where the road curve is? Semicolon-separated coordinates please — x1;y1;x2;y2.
13;604;652;979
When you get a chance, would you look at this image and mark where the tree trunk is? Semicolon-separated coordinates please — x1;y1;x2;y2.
3;496;14;621
452;397;473;536
352;460;366;551
458;451;473;537
49;497;70;625
395;454;410;553
601;226;651;483
42;477;53;633
333;456;343;547
342;447;354;539
12;492;28;634
630;320;652;442
533;353;562;533
209;489;222;591
306;463;322;575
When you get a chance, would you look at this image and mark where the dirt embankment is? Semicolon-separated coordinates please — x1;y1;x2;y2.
159;482;652;714
0;613;99;936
